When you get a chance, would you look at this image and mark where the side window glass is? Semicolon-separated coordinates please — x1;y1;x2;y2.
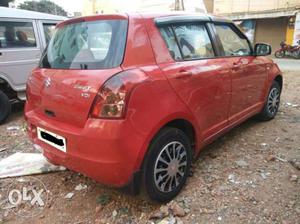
0;21;37;48
43;23;56;44
215;24;251;56
159;26;182;60
173;24;214;59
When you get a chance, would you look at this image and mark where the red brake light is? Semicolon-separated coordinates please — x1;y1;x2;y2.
90;70;148;119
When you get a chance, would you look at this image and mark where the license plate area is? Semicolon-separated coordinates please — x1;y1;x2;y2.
37;127;66;152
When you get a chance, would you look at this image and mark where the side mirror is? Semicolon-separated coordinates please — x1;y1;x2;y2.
254;43;272;56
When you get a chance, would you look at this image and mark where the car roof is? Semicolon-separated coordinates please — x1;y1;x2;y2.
50;12;231;28
56;11;230;25
0;6;66;21
137;11;231;24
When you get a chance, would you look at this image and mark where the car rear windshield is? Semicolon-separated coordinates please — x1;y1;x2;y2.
40;19;128;70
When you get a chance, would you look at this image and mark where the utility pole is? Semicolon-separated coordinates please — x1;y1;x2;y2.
247;0;250;13
175;0;185;11
175;0;179;10
92;0;96;14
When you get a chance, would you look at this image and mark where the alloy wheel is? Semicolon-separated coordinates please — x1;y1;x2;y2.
267;88;280;115
154;141;188;193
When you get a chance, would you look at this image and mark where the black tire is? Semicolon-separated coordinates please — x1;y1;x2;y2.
0;90;11;124
275;50;285;58
292;50;300;59
257;81;281;121
142;127;192;202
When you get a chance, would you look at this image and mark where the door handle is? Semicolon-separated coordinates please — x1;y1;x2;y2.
0;52;2;56
232;62;242;71
233;62;240;68
174;70;193;79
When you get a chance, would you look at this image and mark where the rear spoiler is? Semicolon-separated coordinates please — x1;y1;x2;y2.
57;14;128;28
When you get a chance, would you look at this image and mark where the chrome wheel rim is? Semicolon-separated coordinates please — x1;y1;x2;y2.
267;88;280;115
154;141;187;193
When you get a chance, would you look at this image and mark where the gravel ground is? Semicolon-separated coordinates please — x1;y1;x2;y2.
0;71;299;224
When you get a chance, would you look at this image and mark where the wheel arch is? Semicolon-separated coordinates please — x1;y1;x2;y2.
161;119;196;153
127;114;199;195
137;115;199;171
0;77;17;99
0;72;13;89
274;74;283;91
0;76;9;90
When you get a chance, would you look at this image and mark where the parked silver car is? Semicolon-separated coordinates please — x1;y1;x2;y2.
0;6;65;123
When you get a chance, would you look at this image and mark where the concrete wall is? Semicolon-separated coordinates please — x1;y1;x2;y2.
214;0;300;14
254;17;289;51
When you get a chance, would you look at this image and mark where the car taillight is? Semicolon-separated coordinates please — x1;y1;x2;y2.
90;69;148;119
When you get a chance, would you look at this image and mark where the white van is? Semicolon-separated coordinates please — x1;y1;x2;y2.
0;6;66;123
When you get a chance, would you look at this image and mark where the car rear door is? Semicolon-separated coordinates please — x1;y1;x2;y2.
157;22;232;141
0;18;42;93
212;23;268;123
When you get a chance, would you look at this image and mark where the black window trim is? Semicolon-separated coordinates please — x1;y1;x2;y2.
205;22;223;57
158;21;219;62
211;22;254;58
155;15;211;26
169;25;184;60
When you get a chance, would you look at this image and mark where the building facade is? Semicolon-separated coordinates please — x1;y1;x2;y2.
82;0;207;15
214;0;300;50
203;0;214;13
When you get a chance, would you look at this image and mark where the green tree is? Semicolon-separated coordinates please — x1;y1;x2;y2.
18;0;67;16
0;0;14;7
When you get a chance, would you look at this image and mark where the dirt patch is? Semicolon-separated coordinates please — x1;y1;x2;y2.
0;72;299;224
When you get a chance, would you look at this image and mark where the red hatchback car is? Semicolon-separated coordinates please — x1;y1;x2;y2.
25;13;282;202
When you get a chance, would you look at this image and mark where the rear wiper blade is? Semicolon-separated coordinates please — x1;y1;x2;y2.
80;64;88;69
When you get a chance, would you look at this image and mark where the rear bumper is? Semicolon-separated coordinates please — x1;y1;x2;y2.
25;106;147;187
